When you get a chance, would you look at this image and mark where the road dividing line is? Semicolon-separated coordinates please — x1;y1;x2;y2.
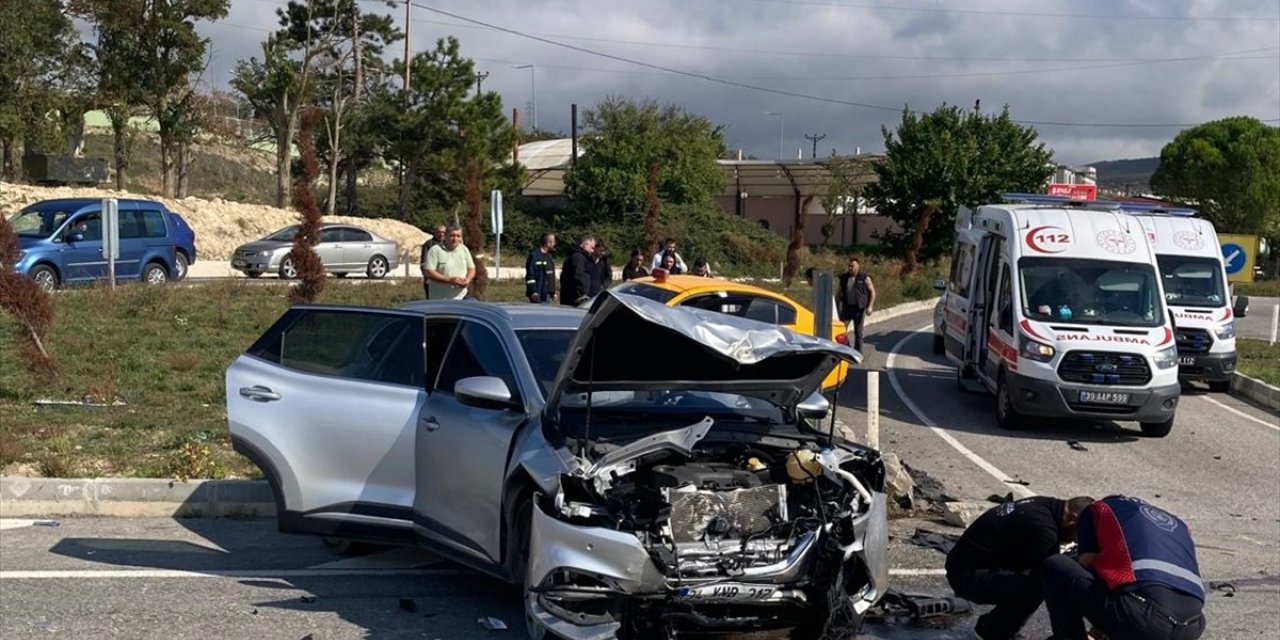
0;568;468;580
1196;394;1280;433
886;324;1036;500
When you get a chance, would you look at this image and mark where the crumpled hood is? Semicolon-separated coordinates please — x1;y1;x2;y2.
544;290;861;423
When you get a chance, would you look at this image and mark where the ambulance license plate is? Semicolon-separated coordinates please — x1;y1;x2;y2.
676;583;778;602
1078;391;1129;405
1178;356;1196;366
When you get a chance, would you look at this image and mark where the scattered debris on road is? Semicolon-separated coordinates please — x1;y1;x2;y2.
299;595;316;604
477;616;508;630
33;520;59;527
1067;440;1089;452
942;501;989;528
866;589;973;626
908;528;961;555
905;462;956;515
883;453;915;511
987;493;1015;504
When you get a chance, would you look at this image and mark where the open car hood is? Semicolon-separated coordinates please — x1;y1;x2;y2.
544;291;861;425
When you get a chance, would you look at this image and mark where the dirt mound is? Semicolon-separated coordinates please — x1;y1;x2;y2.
1;182;428;261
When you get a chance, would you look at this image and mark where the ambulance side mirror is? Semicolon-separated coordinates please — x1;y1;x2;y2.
1233;296;1249;318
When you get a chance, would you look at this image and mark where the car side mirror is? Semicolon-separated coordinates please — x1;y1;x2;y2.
65;232;85;243
1233;295;1249;318
932;278;947;291
455;376;518;410
797;391;830;420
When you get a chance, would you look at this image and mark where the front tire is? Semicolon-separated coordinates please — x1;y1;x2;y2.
1140;417;1174;438
278;257;297;279
142;262;168;285
30;264;60;291
366;255;389;279
995;375;1025;430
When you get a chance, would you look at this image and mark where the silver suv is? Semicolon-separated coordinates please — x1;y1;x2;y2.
226;292;887;639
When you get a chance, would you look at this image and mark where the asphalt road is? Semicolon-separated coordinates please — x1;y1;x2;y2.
1237;296;1278;342
2;309;1277;639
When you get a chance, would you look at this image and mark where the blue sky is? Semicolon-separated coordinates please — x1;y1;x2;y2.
204;0;1280;165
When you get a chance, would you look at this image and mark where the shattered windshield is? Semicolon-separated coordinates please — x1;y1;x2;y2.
1156;255;1226;309
9;208;73;238
1020;257;1163;327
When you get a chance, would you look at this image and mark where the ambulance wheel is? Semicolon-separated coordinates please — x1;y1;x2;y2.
1139;418;1174;438
1208;379;1231;393
995;375;1025;431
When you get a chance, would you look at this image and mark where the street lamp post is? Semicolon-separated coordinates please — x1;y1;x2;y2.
766;111;784;160
513;64;537;131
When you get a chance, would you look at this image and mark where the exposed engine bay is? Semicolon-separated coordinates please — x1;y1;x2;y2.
535;417;886;639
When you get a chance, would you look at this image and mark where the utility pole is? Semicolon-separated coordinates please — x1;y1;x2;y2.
513;65;537;130
804;133;826;159
402;0;412;93
475;71;489;94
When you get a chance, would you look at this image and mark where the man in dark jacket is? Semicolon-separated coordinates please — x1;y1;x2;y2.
524;233;557;303
1042;496;1205;640
836;257;876;350
587;241;611;296
947;495;1095;640
560;236;596;306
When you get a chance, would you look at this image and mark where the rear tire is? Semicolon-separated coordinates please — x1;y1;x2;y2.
175;252;189;280
142;262;168;285
366;255;389;279
995;375;1025;430
30;264;60;291
1208;379;1231;393
932;333;945;355
1140;417;1174;438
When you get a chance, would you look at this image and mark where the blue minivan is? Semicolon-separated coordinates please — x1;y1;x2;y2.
8;198;183;290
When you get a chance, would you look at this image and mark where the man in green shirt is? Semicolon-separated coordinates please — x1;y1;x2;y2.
423;225;476;300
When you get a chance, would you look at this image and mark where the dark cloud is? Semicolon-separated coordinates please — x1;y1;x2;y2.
193;0;1278;165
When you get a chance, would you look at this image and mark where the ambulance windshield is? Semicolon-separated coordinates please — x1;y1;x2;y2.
1020;258;1163;327
1155;255;1226;309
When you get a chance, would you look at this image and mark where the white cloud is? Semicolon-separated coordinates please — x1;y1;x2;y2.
197;0;1278;164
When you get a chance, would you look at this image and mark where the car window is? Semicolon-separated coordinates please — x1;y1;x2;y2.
67;213;102;241
343;228;373;242
435;321;521;403
10;208;74;238
997;264;1013;333
950;242;975;298
610;281;678;304
265;225;299;241
138;210;168;238
516;329;576;397
425;318;459;390
682;294;797;326
319;228;343;243
279;310;424;385
746;298;797;325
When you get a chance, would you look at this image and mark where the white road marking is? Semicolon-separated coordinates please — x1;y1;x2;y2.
0;519;38;531
886;324;1037;500
1195;394;1279;433
0;567;947;580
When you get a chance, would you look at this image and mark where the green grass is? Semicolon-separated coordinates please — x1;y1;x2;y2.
1236;339;1280;387
0;263;943;479
1236;280;1280;298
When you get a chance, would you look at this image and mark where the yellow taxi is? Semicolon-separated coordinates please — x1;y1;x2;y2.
608;274;850;391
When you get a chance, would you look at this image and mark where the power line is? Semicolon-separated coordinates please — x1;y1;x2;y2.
709;0;1280;22
400;1;1280;128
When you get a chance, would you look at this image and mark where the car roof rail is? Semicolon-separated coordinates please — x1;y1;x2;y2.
999;192;1198;217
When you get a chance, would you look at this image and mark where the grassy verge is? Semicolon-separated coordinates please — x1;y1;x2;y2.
1236;280;1280;298
0;260;943;479
1236;339;1280;387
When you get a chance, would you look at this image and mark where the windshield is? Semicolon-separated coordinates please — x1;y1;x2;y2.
265;225;300;242
609;281;678;304
1020;258;1164;327
1156;255;1226;309
516;329;576;397
9;208;73;238
558;390;786;439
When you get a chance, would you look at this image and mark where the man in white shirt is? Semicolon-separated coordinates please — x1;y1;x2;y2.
649;237;687;273
423;225;476;300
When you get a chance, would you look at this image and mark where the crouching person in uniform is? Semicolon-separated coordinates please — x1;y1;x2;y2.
1042;495;1206;640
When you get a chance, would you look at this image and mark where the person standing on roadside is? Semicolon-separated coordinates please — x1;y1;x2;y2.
947;496;1095;640
622;249;649;281
524;233;557;304
422;225;475;301
836;257;876;350
587;241;611;296
419;224;447;298
649;237;687;273
1041;495;1206;640
560;236;595;306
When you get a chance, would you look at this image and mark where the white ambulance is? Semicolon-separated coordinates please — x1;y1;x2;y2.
936;194;1181;437
1129;209;1247;392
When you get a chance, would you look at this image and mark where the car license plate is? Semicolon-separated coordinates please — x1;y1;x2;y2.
1078;390;1129;405
1178;356;1196;366
232;259;247;268
676;583;778;602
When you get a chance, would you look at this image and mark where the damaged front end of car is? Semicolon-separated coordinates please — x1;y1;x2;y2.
525;292;888;640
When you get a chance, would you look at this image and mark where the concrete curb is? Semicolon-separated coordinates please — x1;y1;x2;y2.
0;477;275;518
1229;372;1280;414
0;297;940;519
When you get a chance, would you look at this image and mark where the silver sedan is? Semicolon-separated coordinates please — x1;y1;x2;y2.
230;224;400;279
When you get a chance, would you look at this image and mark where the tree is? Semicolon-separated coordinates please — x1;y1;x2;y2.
0;1;78;179
818;152;874;244
867;104;1054;270
1151;117;1280;237
564;97;725;222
